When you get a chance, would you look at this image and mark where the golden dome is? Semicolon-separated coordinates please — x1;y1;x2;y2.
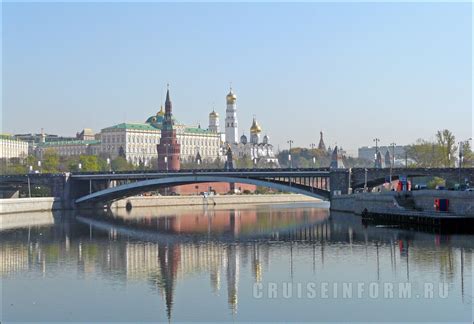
250;117;262;134
209;110;219;117
226;89;237;104
157;105;165;116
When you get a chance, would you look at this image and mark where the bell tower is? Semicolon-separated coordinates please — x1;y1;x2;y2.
225;86;238;144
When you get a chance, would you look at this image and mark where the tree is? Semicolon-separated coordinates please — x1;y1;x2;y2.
111;156;134;171
79;155;101;172
427;177;445;189
235;155;254;168
42;149;59;173
406;139;442;167
435;129;457;167
460;141;474;167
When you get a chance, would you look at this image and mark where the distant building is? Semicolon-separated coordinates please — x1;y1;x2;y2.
76;128;95;141
100;123;160;166
0;134;29;159
35;139;101;159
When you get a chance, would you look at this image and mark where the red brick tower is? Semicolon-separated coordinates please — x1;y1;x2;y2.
157;86;181;171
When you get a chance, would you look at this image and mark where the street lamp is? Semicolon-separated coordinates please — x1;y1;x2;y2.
37;160;42;173
106;158;111;172
78;163;82;171
310;143;316;169
287;140;294;169
389;142;396;187
373;138;380;168
164;143;170;172
364;168;368;192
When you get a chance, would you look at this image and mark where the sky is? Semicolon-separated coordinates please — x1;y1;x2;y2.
2;2;472;156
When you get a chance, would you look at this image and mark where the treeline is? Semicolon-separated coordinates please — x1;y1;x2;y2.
1;149;136;174
405;129;473;167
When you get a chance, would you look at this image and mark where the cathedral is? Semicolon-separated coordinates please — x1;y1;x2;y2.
208;87;279;166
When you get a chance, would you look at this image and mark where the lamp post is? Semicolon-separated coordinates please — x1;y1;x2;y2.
78;163;82;171
364;168;368;192
389;142;396;188
106;158;111;172
164;143;170;172
287;140;294;169
373;138;380;168
27;166;32;197
37;160;42;173
310;143;316;168
458;141;463;184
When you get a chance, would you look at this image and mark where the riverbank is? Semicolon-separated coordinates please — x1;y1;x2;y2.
330;190;474;215
0;197;63;215
0;194;321;214
110;194;320;209
331;191;474;228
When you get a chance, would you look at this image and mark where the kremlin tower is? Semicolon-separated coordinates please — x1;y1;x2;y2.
225;87;238;144
157;86;181;171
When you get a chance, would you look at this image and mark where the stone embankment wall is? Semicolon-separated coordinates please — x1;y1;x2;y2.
330;191;474;216
0;197;63;215
0;194;322;214
411;190;474;215
111;194;320;209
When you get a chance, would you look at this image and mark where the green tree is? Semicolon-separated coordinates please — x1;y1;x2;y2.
235;155;254;168
42;149;59;173
79;155;101;172
460;141;474;167
111;157;134;171
435;129;457;167
406;139;441;167
427;177;445;189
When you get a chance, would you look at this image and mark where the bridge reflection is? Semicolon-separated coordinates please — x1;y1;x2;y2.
0;207;472;320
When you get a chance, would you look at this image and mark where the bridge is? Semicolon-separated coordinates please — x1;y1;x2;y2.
1;167;473;207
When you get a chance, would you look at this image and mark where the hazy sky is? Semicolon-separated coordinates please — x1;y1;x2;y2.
2;2;472;155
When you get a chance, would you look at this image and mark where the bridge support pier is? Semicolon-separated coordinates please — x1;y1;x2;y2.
329;169;351;198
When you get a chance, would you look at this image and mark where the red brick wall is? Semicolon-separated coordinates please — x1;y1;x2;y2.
176;182;257;195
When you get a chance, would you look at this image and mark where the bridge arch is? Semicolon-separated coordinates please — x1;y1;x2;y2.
75;175;329;204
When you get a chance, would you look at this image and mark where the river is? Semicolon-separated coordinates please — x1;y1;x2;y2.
1;202;472;322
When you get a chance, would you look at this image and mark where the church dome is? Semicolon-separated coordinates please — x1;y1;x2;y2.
157;105;165;116
240;134;248;144
146;105;178;129
226;89;237;104
209;110;219;118
250;117;262;134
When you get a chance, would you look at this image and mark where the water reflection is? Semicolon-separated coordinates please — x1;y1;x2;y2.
0;204;472;322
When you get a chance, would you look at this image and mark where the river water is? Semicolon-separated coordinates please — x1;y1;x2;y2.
1;202;472;322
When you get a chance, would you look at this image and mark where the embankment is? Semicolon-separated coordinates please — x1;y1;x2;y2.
110;194;320;209
0;194;321;214
0;197;63;215
331;190;474;216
